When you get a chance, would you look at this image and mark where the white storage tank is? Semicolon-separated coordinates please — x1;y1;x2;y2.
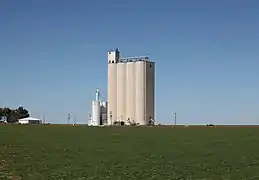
91;100;100;126
135;61;146;125
108;49;119;125
126;62;136;124
100;101;108;125
116;62;126;122
146;62;155;124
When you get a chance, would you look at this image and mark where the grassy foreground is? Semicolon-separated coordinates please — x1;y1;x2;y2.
1;125;259;179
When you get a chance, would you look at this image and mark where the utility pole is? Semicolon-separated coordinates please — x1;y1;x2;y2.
88;114;92;125
74;115;77;125
68;112;71;124
172;112;176;126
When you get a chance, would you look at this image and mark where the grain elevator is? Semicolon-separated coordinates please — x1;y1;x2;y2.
107;48;155;125
89;88;108;126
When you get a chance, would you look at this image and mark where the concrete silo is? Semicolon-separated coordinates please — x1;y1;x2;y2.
91;100;100;126
116;62;126;122
107;49;155;126
90;88;108;126
146;62;155;124
135;61;146;125
134;61;155;125
107;49;119;125
126;62;136;124
100;101;108;125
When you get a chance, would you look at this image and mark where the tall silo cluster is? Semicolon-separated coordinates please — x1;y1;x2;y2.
107;49;155;125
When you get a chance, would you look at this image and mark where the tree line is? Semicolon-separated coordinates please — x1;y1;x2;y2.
0;106;30;123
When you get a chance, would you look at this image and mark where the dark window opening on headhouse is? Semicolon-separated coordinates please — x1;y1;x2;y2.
109;61;111;63
112;61;114;63
150;64;152;68
109;52;111;54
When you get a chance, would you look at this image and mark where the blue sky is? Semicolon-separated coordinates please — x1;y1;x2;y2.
1;0;259;125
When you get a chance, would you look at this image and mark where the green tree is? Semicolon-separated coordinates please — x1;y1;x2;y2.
0;106;30;123
0;108;3;122
0;107;10;123
16;106;30;119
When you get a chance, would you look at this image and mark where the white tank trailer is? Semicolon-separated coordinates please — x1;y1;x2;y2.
90;88;108;126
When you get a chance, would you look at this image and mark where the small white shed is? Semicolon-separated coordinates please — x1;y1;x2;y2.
18;117;42;124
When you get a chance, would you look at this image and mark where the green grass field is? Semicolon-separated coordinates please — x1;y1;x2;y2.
1;125;259;180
